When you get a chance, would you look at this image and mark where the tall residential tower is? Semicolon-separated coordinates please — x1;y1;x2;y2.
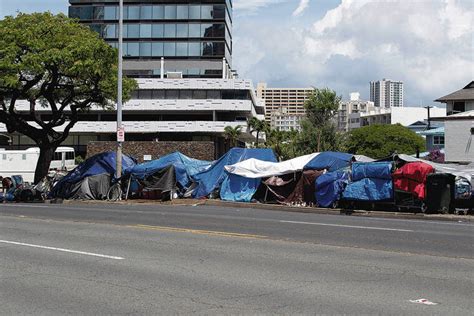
370;79;403;107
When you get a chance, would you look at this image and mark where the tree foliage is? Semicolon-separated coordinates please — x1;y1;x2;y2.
224;125;242;148
296;88;341;153
345;124;426;159
0;13;137;183
247;117;268;148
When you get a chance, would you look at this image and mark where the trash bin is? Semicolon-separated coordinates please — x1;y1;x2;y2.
425;173;455;214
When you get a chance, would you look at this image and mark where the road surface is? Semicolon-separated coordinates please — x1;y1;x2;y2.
1;202;473;314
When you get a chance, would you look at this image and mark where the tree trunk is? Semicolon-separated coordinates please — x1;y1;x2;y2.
255;131;260;148
34;146;56;184
317;129;321;152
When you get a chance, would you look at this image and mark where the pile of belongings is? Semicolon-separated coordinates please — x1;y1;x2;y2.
50;152;136;200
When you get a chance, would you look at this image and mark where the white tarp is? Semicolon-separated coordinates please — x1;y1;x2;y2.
354;155;375;162
224;153;320;179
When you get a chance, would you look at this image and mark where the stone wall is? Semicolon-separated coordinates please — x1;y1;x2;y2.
87;141;215;162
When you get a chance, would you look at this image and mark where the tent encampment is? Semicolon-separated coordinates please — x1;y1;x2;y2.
192;147;277;199
129;152;212;192
51;152;136;200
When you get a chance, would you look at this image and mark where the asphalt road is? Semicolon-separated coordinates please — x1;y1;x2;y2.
1;202;473;314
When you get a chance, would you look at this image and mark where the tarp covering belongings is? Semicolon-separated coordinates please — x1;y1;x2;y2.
315;170;349;207
282;170;324;205
304;152;354;172
129;152;212;191
134;165;176;199
392;161;435;200
223;153;319;179
192;148;277;198
51;152;136;200
342;162;394;201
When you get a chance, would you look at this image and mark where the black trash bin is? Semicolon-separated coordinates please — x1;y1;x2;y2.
425;173;455;214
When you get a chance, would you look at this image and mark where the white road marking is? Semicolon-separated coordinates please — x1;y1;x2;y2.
0;240;124;260
280;220;414;232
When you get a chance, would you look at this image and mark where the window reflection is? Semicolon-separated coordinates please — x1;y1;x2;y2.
141;6;152;19
126;6;140;20
164;6;177;19
104;6;117;20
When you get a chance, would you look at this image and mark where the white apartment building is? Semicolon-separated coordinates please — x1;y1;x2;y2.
338;92;375;131
348;106;446;131
370;79;404;107
256;83;313;131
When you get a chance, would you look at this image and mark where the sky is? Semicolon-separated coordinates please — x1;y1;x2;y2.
1;0;473;105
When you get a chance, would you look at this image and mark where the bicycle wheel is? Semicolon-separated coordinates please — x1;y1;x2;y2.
107;183;122;201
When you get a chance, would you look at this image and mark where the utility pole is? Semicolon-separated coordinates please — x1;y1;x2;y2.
424;105;433;130
116;0;124;180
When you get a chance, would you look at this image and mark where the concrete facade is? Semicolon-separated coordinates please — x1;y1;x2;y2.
370;79;404;107
256;83;313;131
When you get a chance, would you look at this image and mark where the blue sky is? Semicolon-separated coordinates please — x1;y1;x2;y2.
1;0;473;105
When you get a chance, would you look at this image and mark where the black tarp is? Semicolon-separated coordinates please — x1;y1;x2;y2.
137;165;176;193
54;173;111;200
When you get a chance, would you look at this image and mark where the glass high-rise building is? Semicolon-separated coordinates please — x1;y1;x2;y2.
370;79;403;108
69;0;232;78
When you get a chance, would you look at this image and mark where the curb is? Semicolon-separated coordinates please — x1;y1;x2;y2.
61;198;474;223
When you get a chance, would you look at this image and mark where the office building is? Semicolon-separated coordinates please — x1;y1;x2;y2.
256;83;313;131
370;79;403;107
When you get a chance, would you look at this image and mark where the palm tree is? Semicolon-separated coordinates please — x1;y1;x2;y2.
224;125;242;148
247;117;269;148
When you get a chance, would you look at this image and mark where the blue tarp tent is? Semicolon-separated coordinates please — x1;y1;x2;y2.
129;152;212;190
342;162;393;201
51;152;136;199
192;148;277;199
315;170;349;207
220;174;262;202
304;152;353;172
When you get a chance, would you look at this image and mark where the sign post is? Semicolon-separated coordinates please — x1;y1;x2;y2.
116;0;124;181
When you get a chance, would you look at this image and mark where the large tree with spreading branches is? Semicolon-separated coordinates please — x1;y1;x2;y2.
0;13;137;183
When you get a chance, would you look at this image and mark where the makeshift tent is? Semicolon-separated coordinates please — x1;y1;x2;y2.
392;161;435;200
342;162;394;201
252;172;301;203
192;147;277;199
129;152;211;191
315;170;349;208
304;152;354;172
51;152;136;200
283;170;324;204
221;153;318;202
134;165;177;200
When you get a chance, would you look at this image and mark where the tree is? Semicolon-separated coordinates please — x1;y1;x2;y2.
345;124;426;159
247;117;268;148
224;125;242;148
0;13;137;183
299;88;341;153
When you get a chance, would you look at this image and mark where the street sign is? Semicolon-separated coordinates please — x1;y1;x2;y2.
117;127;125;142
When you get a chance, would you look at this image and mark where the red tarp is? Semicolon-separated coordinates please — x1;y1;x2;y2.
392;162;435;200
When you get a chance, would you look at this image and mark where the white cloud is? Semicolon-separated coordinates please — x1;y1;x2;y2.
292;0;310;17
234;0;474;104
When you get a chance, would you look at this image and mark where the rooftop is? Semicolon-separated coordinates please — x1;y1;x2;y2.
435;81;474;102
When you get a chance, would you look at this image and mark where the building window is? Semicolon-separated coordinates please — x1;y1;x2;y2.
164;24;176;38
151;42;163;56
140;6;152;19
125;6;140;20
140;24;152;38
152;6;164;19
104;24;117;38
176;24;189;37
453;102;465;113
104;6;117;20
164;5;177;19
139;42;152;56
152;24;164;38
433;136;445;146
177;5;189;19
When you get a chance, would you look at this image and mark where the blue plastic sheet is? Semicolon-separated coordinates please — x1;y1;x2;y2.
220;174;261;202
56;152;136;184
314;171;349;208
130;152;212;189
304;152;353;172
193;147;277;199
342;162;394;201
352;162;392;181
